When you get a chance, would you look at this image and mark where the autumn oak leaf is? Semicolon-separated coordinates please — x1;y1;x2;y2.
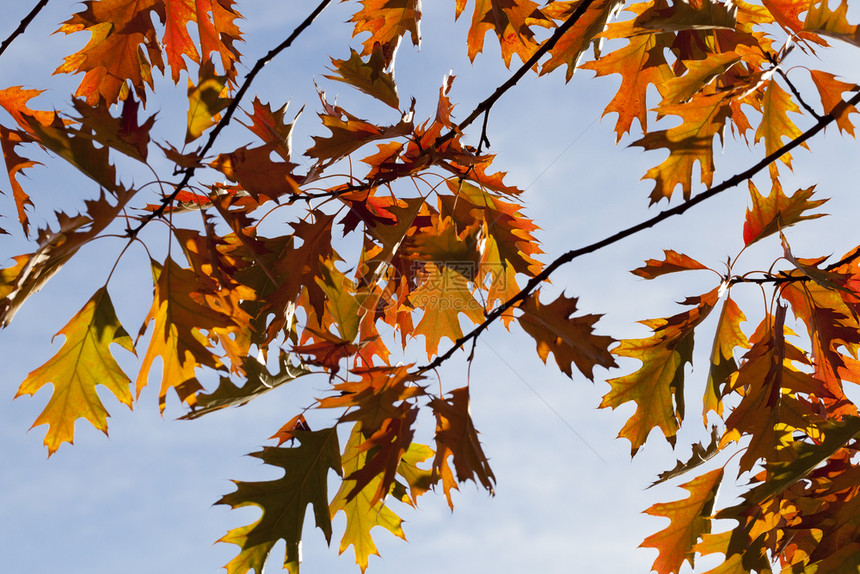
632;250;710;279
15;287;135;455
430;386;495;508
743;180;827;246
218;428;341;574
410;263;484;357
330;423;406;573
641;468;724;574
601;288;720;454
518;292;617;380
325;47;400;109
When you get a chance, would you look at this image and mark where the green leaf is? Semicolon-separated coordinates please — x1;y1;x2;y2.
718;416;860;522
180;353;312;420
218;428;342;574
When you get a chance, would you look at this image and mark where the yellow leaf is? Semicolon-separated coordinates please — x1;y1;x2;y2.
409;263;484;357
754;79;803;180
16;287;135;455
330;424;406;573
186;60;230;143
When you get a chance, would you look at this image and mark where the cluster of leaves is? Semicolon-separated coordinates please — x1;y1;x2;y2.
2;0;860;573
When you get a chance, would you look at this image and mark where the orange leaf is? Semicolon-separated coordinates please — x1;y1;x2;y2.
632;250;710;279
0;127;38;235
804;0;860;47
137;257;232;412
635;92;732;203
661;52;742;106
742;179;827;246
306;95;412;164
55;0;164;105
293;330;360;374
409;263;484;357
580;25;673;140
542;0;624;82
317;365;425;432
238;98;302;163
210;145;299;201
810;69;859;135
641;468;724;574
458;0;548;66
349;0;422;67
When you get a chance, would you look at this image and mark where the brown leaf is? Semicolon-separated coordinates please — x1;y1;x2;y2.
518;291;617;380
430;386;495;508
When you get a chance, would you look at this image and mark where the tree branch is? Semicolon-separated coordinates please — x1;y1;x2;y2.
416;90;860;374
0;0;49;58
778;69;823;120
126;0;333;237
438;0;598;146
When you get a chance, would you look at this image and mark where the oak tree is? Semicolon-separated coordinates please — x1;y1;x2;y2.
2;0;860;572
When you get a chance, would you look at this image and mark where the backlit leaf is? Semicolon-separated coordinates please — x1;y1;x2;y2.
518;291;617;380
186;60;230;143
409;263;484;357
601;288;720;454
641;468;724;574
326;48;400;110
15;287;134;455
430;386;495;508
632;250;710;279
755;79;804;180
218;428;341;574
804;0;860;46
743;180;827;246
330;424;406;573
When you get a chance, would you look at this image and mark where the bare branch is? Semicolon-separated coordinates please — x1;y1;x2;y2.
416;90;860;374
0;0;50;58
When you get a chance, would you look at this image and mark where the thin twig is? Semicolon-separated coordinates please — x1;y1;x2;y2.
127;0;333;237
0;0;50;58
729;273;804;285
165;4;596;213
416;91;860;374
439;0;598;146
728;245;860;286
778;69;823;120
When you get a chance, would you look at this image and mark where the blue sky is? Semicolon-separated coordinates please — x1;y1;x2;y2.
2;1;860;573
